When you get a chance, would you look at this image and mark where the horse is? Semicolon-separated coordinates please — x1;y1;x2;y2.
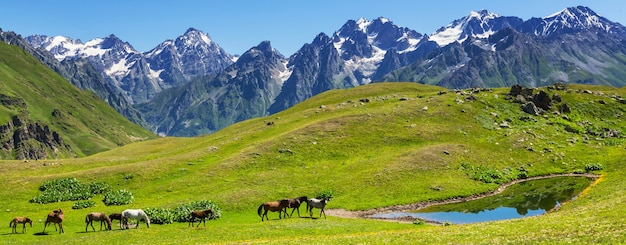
121;209;151;229
9;217;32;233
257;199;290;221
307;198;330;219
108;213;127;229
188;209;214;227
43;209;64;234
85;212;112;231
282;196;308;218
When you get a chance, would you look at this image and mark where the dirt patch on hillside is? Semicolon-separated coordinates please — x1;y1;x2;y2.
325;173;600;224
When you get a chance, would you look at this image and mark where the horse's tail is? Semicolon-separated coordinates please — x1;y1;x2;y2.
9;219;13;227
85;215;89;224
257;204;264;217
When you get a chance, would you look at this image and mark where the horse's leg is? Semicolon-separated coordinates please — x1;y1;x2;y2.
321;208;326;219
59;222;63;234
22;222;26;233
43;221;47;233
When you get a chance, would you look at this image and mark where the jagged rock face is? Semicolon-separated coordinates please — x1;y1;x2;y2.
138;41;287;136
0;115;74;160
269;33;352;114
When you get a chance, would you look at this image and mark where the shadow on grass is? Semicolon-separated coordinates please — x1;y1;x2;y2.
33;232;49;236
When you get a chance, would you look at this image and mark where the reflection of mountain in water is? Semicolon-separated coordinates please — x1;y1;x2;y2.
418;177;592;215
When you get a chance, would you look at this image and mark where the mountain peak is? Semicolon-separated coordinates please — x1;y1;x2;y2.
525;5;626;38
430;10;523;46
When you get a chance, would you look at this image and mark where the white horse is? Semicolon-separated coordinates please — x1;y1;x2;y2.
121;209;151;229
306;198;329;219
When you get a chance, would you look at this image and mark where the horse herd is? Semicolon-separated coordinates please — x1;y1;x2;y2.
9;208;163;234
8;196;328;234
257;196;330;221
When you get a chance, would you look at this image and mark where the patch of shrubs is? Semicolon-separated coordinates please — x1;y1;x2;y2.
144;207;174;224
461;163;521;184
144;200;222;225
585;163;604;172
72;200;96;209
30;178;112;204
103;189;134;206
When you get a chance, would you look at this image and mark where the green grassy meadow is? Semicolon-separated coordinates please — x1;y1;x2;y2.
1;82;625;244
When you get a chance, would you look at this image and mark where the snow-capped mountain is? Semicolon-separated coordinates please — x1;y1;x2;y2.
383;6;626;89
26;29;233;104
429;10;524;46
137;41;287;136
330;17;428;83
520;6;626;38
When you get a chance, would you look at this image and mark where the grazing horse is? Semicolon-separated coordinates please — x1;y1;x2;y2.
108;213;127;229
307;198;329;219
282;196;308;218
85;212;112;231
9;217;32;233
43;209;64;234
188;209;214;227
257;199;290;221
121;209;151;229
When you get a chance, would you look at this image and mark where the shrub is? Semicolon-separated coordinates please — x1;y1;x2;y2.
88;182;111;194
173;200;221;222
315;190;335;199
144;207;174;224
585;163;604;172
72;200;96;209
103;189;134;206
413;219;425;225
30;177;94;204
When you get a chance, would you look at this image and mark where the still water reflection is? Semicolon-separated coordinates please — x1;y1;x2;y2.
370;176;593;224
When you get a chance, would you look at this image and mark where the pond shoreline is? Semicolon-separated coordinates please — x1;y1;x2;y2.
325;173;600;224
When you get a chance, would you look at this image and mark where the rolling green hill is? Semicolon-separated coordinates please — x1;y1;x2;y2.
0;41;155;159
1;82;625;244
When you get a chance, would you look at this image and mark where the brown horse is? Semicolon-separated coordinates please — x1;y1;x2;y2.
86;212;112;231
188;209;214;227
257;199;290;221
9;217;32;233
43;209;64;234
108;213;127;229
282;196;308;218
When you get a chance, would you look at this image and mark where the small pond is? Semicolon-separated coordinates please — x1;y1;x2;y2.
370;176;594;224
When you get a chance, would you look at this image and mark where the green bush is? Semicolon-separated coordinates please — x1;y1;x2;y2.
88;182;111;194
144;207;174;224
72;200;96;209
173;200;221;222
103;189;134;206
585;163;604;172
30;177;94;204
315;190;335;199
461;163;519;184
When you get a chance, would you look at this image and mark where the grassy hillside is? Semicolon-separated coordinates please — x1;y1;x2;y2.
1;82;625;244
0;42;155;159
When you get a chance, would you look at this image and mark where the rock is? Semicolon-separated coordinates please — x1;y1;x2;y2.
558;103;571;114
522;102;541;115
532;90;552;110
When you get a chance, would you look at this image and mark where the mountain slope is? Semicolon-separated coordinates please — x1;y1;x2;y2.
0;41;155;159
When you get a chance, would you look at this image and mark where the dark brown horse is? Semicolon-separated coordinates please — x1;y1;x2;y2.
9;217;32;233
282;196;308;218
188;209;214;227
257;199;290;221
86;212;112;231
108;213;126;229
43;209;64;234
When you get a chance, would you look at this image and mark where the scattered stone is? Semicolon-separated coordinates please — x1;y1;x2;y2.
559;103;571;114
266;121;274;126
359;98;370;103
422;106;428;111
443;150;450;155
552;94;562;103
522;102;541;115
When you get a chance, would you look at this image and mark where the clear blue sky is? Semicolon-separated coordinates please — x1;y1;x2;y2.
1;1;624;56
